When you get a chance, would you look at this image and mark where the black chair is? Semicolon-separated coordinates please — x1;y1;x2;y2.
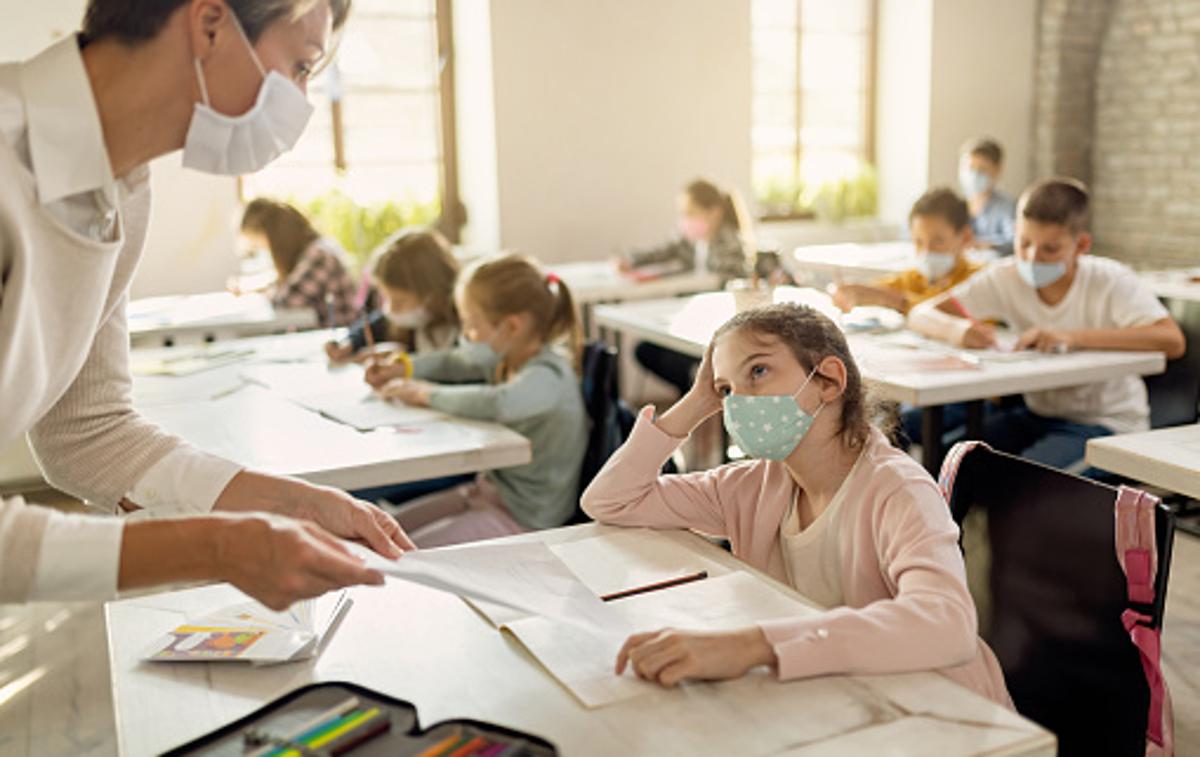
1146;298;1200;428
942;444;1175;757
570;341;626;523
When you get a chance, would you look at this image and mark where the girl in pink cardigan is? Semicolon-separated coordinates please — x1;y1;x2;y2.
581;303;1012;707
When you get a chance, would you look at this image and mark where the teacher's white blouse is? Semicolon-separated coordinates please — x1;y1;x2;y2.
0;36;241;601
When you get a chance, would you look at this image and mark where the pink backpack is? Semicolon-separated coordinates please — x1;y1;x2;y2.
939;441;1174;756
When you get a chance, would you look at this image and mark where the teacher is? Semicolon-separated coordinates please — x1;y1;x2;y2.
0;0;412;609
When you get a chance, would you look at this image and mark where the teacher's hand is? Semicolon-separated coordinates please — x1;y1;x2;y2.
214;513;387;610
214;471;415;558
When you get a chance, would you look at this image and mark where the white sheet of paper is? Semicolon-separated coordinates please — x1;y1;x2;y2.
302;392;445;431
353;542;629;634
505;571;816;708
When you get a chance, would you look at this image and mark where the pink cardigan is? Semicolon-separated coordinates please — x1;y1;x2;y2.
581;407;1012;707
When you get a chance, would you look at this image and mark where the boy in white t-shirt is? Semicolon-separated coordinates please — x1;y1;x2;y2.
908;178;1185;472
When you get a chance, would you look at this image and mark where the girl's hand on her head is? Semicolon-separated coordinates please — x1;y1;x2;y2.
380;378;435;407
614;627;775;688
680;341;723;419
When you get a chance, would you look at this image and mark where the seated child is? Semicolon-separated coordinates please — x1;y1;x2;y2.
327;229;461;366
580;303;1011;706
830;188;982;314
380;254;588;547
959;137;1016;254
239;198;359;327
619;178;753;397
909;178;1185;472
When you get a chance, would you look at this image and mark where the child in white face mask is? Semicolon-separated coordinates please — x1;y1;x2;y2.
378;254;588;546
328;230;460;370
580;303;1012;707
829;188;981;314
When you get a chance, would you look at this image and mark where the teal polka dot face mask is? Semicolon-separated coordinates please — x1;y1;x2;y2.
721;366;825;461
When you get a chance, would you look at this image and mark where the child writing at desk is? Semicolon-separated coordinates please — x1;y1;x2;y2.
581;303;1011;706
619;178;753;397
379;254;588;547
327;229;461;366
238;198;359;327
830;188;982;315
908;178;1185;472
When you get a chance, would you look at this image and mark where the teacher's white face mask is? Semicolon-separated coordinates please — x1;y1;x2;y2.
182;12;314;175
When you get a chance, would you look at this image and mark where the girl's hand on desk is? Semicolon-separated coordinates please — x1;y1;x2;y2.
828;284;861;313
1016;327;1073;353
364;362;409;388
615;627;776;687
213;513;387;611
380;378;435;406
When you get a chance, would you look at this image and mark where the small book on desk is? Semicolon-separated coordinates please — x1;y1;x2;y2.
142;590;350;665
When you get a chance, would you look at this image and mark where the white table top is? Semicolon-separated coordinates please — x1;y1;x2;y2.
129;332;531;491
593;288;1166;407
1139;268;1200;304
128;292;317;347
548;260;722;305
1087;423;1200;500
105;525;1053;756
789;241;999;283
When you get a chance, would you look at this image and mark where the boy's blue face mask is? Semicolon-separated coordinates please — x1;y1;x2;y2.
1017;258;1068;289
722;366;825;461
959;168;992;196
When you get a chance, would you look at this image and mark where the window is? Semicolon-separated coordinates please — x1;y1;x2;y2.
751;0;877;220
242;0;459;249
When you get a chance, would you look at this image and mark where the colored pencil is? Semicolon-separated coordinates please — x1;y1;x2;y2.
601;570;709;602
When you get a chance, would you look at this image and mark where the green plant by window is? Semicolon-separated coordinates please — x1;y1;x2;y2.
293;190;441;270
756;162;878;223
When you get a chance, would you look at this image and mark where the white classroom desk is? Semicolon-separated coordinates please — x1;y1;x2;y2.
130;331;530;491
1140;268;1200;304
128;291;317;348
593;288;1166;469
548;260;722;305
1086;423;1200;500
105;524;1054;756
788;241;999;284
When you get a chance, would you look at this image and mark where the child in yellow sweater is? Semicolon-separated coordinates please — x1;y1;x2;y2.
830;188;981;314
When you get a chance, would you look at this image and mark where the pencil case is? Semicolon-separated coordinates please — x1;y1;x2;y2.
163;680;558;756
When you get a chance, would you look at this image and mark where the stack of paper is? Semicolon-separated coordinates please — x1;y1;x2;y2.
142;590;351;665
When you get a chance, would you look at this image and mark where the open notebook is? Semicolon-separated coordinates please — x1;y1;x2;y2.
142;590;351;665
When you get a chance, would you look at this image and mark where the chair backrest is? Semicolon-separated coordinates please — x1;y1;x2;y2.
1147;298;1200;428
943;444;1175;757
574;342;626;521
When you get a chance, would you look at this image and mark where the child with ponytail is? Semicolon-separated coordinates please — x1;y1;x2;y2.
379;254;588;547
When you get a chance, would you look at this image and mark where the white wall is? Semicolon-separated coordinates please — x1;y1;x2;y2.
875;0;1037;226
485;0;753;263
928;0;1037;196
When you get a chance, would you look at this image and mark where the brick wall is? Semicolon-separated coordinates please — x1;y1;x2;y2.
1033;0;1200;267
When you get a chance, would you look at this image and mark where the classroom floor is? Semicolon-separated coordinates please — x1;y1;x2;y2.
0;490;1198;756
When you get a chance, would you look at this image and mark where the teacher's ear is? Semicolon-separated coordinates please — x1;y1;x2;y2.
187;0;234;62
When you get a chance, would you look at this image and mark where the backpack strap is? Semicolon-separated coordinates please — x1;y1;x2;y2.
937;440;989;503
1115;486;1171;753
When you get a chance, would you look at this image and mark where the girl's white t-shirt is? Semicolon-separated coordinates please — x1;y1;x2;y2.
950;255;1169;433
778;451;866;608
